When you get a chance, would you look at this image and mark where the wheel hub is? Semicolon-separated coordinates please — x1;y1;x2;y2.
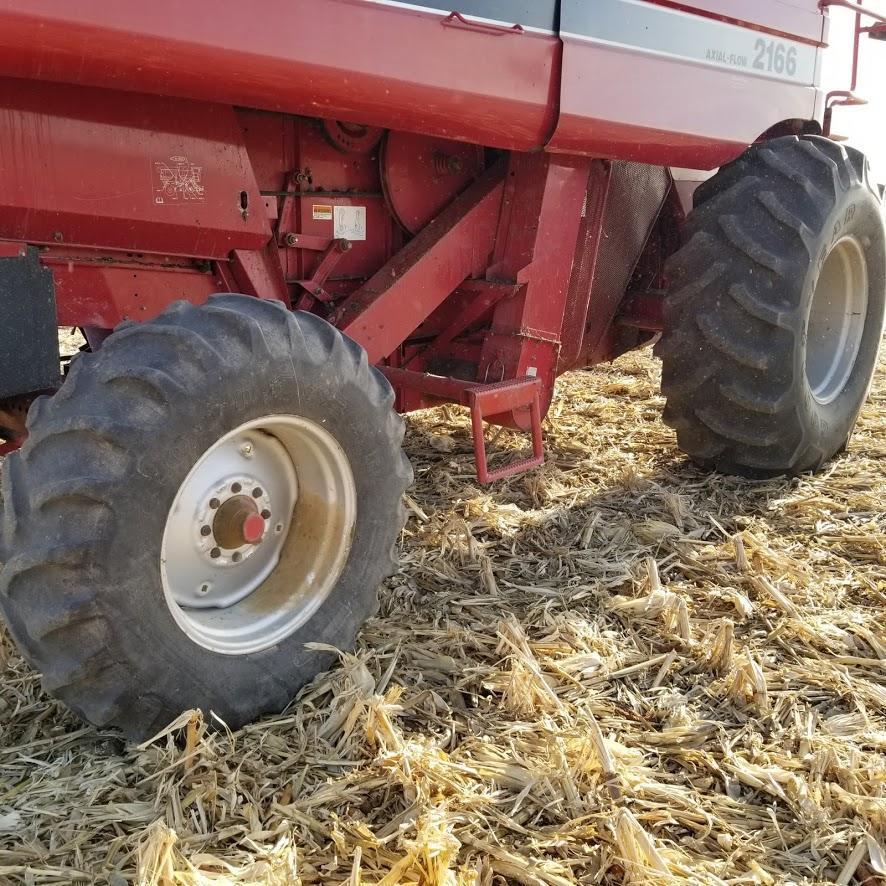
164;432;295;609
160;415;357;655
207;492;267;554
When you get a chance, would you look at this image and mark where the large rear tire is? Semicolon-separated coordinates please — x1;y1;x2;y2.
0;296;412;739
656;135;886;476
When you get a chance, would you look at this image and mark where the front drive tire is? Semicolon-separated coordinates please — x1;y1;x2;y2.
657;135;886;476
0;296;412;739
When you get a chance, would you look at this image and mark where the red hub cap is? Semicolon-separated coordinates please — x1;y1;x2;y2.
242;512;266;544
213;496;266;548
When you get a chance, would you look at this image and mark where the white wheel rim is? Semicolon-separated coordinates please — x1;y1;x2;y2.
805;235;868;405
160;415;356;655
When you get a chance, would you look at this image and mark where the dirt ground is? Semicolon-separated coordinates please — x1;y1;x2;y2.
0;342;883;885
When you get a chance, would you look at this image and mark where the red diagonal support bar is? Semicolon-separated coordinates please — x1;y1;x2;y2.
331;159;506;363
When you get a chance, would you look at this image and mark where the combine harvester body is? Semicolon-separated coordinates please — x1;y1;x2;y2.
0;0;883;736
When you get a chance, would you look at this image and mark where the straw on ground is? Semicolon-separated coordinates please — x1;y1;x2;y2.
0;340;884;885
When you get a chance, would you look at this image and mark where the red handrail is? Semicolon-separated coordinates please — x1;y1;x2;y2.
820;0;886;23
820;0;886;90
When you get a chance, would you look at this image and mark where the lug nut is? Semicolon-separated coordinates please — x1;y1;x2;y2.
252;487;263;498
240;441;254;458
200;525;211;537
232;551;242;563
261;508;271;519
231;482;242;493
209;498;220;510
210;547;221;559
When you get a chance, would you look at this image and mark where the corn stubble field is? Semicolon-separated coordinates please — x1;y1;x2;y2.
0;340;883;885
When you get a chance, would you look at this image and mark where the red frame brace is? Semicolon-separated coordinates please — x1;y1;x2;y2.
478;151;591;427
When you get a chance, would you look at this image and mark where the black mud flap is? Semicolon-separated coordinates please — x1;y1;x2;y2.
0;247;61;399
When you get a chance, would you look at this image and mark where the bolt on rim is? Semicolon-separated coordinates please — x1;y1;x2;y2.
805;235;868;405
160;415;357;655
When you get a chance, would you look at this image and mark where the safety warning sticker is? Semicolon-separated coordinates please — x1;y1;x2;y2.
312;204;333;221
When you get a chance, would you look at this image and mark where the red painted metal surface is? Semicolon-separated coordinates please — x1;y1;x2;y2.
381;132;485;234
644;0;826;43
469;380;544;483
0;0;559;153
0;79;269;257
293;240;353;303
478;152;591;425
440;11;526;37
822;0;886;25
0;0;828;168
406;280;519;371
549;42;819;168
238;108;402;308
32;247;228;328
241;513;266;545
819;0;886;133
616;292;666;332
229;246;290;306
0;242;26;259
558;161;612;371
333;161;507;363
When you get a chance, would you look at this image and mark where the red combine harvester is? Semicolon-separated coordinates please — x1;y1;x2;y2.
0;1;883;737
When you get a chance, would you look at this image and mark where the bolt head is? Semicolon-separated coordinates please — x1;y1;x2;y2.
239;441;254;458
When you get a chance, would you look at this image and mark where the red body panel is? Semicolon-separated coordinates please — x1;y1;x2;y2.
548;42;818;167
549;0;824;166
644;0;826;43
0;79;269;258
48;256;222;328
478;152;591;422
0;0;559;153
0;0;825;164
